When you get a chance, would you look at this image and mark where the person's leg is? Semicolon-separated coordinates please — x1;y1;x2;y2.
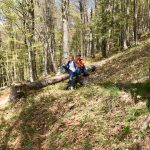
61;66;73;89
75;68;80;80
76;67;81;75
82;66;89;76
69;70;73;81
75;68;84;85
68;70;74;88
75;68;81;83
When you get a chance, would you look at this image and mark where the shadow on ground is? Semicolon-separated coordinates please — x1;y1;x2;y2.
98;80;150;111
0;94;68;149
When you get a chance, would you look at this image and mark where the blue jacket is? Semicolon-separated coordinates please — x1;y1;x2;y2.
65;60;77;70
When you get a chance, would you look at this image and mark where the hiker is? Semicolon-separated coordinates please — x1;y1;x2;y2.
61;55;79;90
75;53;89;76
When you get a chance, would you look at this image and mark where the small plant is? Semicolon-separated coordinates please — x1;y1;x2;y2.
123;126;130;134
117;125;131;141
103;101;110;113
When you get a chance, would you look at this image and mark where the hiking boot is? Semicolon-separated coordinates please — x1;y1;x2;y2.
76;77;84;85
83;72;90;76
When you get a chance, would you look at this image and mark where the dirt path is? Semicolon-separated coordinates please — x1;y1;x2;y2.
0;95;9;106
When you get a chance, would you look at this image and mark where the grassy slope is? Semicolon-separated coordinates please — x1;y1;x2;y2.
0;40;150;150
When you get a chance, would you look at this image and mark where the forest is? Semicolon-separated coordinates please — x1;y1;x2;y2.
0;0;150;149
0;0;149;86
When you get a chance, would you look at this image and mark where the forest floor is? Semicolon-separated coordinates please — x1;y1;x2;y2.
0;95;9;105
0;88;10;106
0;39;150;150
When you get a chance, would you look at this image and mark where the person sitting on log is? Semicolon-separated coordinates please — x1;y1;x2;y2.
61;55;79;90
76;53;89;77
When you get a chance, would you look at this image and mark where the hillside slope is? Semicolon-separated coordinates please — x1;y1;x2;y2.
0;40;150;150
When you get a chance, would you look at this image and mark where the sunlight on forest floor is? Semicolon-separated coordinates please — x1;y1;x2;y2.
0;40;150;150
0;88;10;107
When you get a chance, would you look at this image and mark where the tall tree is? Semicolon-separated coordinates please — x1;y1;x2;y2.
101;0;108;58
62;0;69;63
38;0;57;75
133;0;138;45
79;0;88;57
25;0;37;81
120;0;128;50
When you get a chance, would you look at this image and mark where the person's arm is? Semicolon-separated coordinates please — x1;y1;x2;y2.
76;59;84;67
79;59;85;67
62;61;69;68
56;61;69;75
74;61;77;69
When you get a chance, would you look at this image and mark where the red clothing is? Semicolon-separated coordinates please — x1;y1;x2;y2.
76;58;85;68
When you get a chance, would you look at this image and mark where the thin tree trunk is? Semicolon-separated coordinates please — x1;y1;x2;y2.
90;8;95;58
79;0;87;57
101;0;107;58
133;0;138;45
62;0;69;63
120;0;128;50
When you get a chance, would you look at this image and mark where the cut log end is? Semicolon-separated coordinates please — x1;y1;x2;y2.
9;83;27;100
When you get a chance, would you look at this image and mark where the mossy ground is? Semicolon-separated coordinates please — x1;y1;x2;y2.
0;40;150;150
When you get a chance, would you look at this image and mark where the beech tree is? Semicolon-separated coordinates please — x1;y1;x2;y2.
25;0;37;82
62;0;69;63
133;0;138;45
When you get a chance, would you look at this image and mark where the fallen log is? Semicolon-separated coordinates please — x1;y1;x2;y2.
9;65;96;100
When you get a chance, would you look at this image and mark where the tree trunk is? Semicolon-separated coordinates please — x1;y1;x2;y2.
133;0;138;45
90;9;95;58
26;0;37;82
44;0;57;73
119;0;128;50
79;0;87;57
101;0;108;58
62;0;69;63
26;39;37;82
